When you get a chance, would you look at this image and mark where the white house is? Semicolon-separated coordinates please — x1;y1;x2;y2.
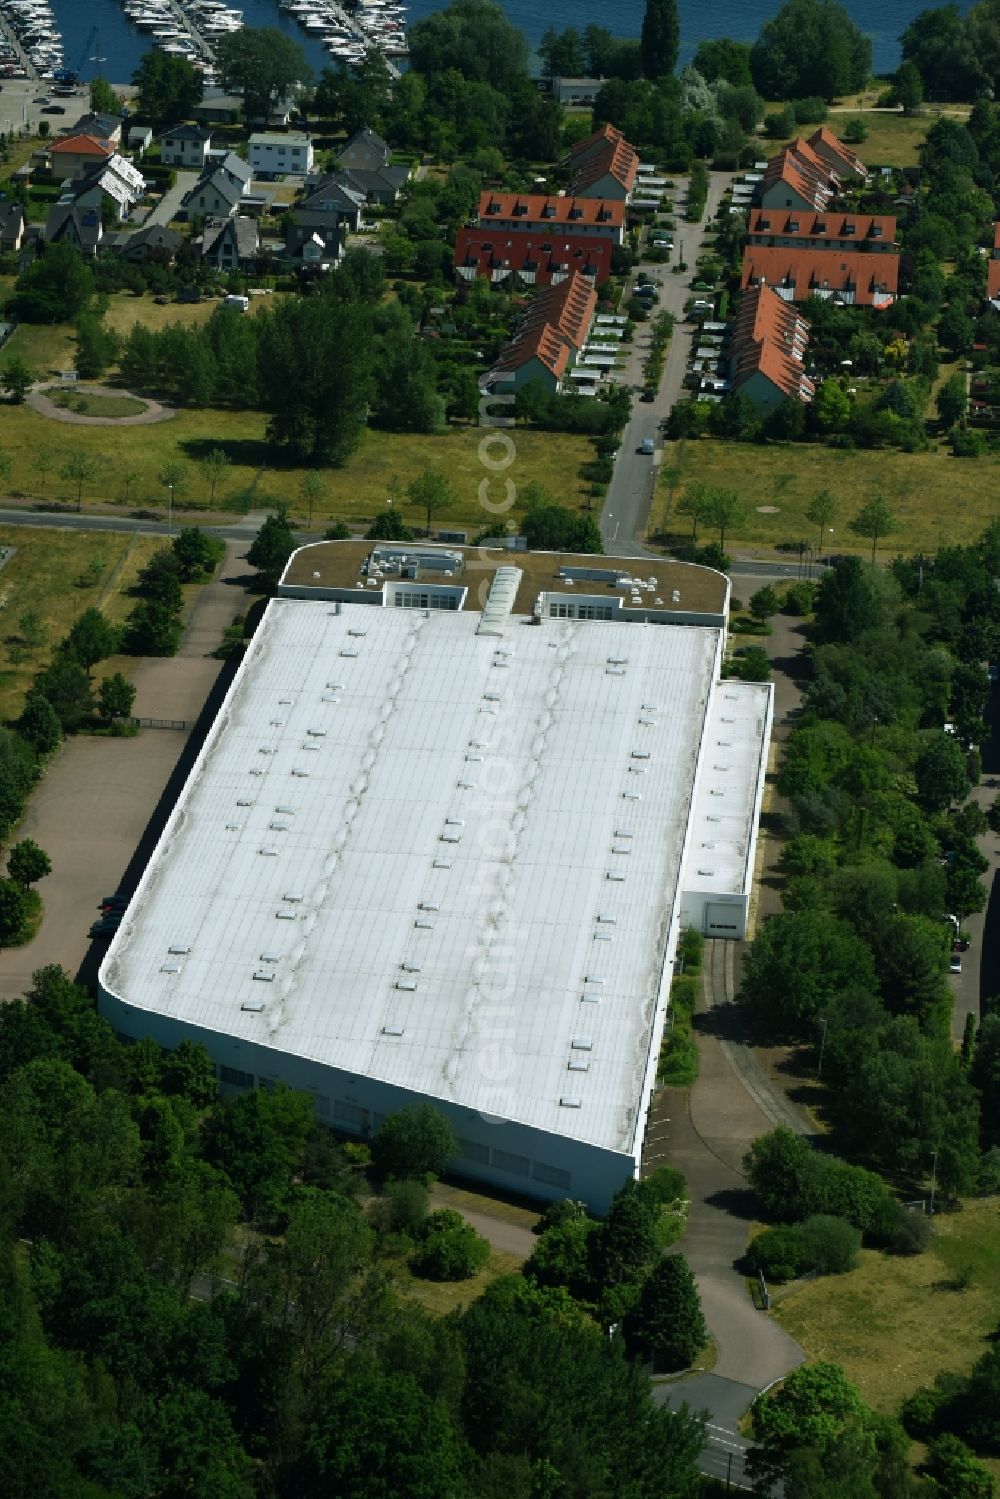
248;132;313;177
160;124;213;170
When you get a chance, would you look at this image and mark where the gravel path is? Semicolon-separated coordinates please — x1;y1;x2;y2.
27;384;176;427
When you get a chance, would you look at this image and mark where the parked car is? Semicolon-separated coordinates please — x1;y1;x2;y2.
638;437;655;455
41;105;66;114
99;895;128;913
949;955;962;974
90;914;122;939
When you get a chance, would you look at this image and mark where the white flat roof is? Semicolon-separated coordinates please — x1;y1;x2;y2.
687;680;772;896
103;600;720;1154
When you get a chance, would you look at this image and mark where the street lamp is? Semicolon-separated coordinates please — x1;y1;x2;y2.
817;1016;828;1077
167;483;174;535
827;527;834;566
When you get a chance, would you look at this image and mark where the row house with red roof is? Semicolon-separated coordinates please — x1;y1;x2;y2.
745;132;896;309
730;285;815;413
481;273;598;395
454;192;624;288
566;123;640;201
988;223;1000;301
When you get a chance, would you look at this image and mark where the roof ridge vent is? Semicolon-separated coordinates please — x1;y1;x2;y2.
477;565;523;637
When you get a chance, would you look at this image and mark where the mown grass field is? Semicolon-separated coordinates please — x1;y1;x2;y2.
652;438;1000;556
0;396;594;532
757;102;964;168
400;1247;524;1317
0;526;167;721
0;290;595;527
773;1200;1000;1415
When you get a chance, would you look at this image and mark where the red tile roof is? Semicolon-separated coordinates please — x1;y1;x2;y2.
747;208;897;246
808;125;868;180
731;284;815;405
567;122;638;197
50;133;113;157
491;272;598;380
989;256;1000;299
455;227;613;285
741;247;899;307
993;220;1000;252
476;192;625;230
761;138;836;211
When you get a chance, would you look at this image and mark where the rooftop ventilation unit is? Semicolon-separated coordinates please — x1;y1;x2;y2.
253;970;275;982
606;667;626;676
622;790;641;801
249;769;263;777
270;718;285;727
291;769;310;778
584;975;605;985
401;962;422;973
226;822;241;831
631;750;650;760
241;999;265;1013
607;871;626;882
168;944;190;955
596;913;616;925
483;692;502;702
339;648;359;658
236;798;254;807
382;1024;404;1036
419;900;440;912
440;832;461;844
279;698;292;705
572;1037;593;1051
445;817;465;826
457;779;475;790
260;952;280;962
275;910;296;921
160;963;182;974
347;628;367;638
270;820;290;831
326;682;344;691
614;829;634;839
594;931;613;942
283;892;304;903
259;847;279;857
559;1096;582;1108
396;980;417;992
275;805;296;815
581;991;601;1003
568;1058;590;1071
433;858;452;869
307;728;327;737
414;917;434;930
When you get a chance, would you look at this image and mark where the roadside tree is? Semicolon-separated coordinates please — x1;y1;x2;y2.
848;496;898;563
7;840;51;889
624;1252;707;1370
98;673;137;724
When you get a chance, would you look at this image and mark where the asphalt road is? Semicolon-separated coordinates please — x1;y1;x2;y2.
655;1375;758;1493
601;170;734;557
0;504;273;542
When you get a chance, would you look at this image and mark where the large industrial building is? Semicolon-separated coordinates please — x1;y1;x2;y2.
99;543;772;1212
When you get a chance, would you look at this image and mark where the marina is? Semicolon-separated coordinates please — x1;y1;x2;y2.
0;1;65;81
279;0;407;64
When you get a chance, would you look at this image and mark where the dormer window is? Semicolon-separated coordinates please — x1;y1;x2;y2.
487;200;501;214
513;202;528;215
569;207;583;219
870;224;883;238
787;219;799;232
813;221;826;234
542;203;556;217
844;222;856;235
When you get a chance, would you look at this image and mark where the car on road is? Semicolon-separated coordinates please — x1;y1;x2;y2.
41;105;66;114
99;895;129;913
34;95;50;104
638;437;655;455
640;389;655;402
949;955;963;974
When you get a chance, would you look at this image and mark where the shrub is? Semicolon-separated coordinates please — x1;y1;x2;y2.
782;581;816;615
411;1208;490;1281
795;1214;862;1274
880;1202;933;1255
371;1103;456;1182
645;1165;686;1204
746;1224;803;1281
371;1178;429;1236
792;97;828;124
951;427;987;458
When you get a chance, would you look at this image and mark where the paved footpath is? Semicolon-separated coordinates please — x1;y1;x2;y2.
0;541;249;998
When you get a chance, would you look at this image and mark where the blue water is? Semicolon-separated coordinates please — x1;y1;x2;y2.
49;0;970;87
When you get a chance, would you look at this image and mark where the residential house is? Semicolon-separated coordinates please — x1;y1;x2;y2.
455;192;624;287
729;284;815;413
566;123;639;201
551;76;605;105
191;91;243;127
741;248;898;308
988;222;1000;302
248;132;313;177
201;215;260;271
336;127;392;172
758;138;839;213
160;123;213;169
70;112;123;148
0;200;25;253
301;175;364;232
742;206;899;308
120;223;183;264
48;132;114;180
72;154;146;223
181;154;251;220
43;203;103;256
807;125;868;183
127;125;153;156
283;211;343;266
746;208;897;251
335;164;409;206
483;272;597;394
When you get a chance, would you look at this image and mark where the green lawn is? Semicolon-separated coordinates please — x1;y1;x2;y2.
652;438;1000;557
773;1200;1000;1416
0;397;593;531
1;291;595;527
0;526;167;721
49;389;149;419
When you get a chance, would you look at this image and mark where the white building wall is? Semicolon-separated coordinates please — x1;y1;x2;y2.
97;991;634;1214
